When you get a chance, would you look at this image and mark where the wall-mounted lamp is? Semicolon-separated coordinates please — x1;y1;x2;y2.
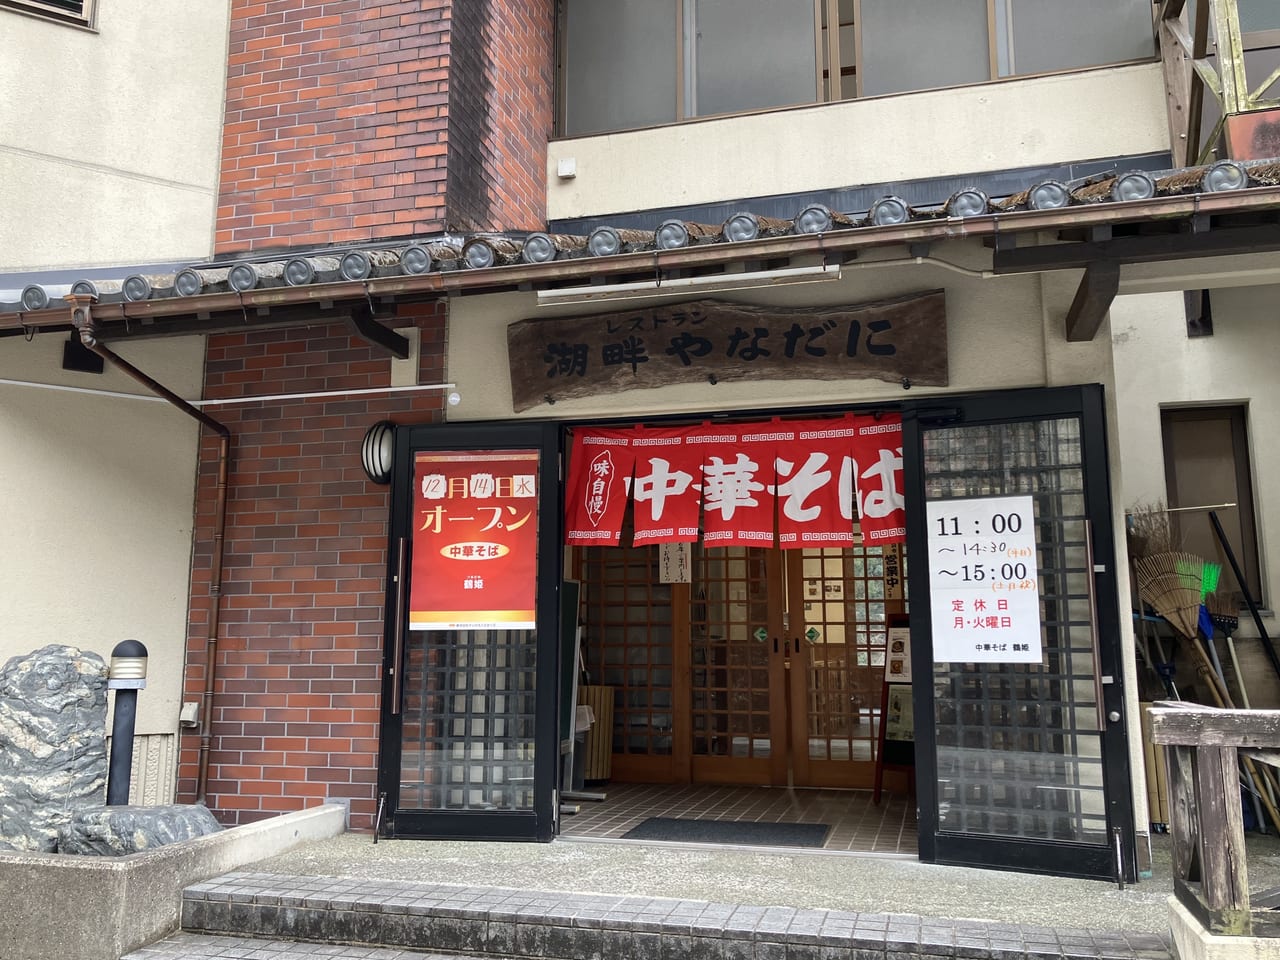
535;264;841;307
361;420;396;484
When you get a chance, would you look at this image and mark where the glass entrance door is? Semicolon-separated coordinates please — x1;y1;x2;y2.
377;421;562;841
904;385;1135;881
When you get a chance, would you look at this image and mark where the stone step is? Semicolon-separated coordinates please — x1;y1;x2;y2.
124;932;510;959
179;871;1173;960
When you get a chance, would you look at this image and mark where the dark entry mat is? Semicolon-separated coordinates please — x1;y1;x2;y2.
619;817;831;848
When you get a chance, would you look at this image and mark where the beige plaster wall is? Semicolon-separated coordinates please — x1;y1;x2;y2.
0;332;204;737
0;0;229;270
547;62;1168;220
1112;287;1280;649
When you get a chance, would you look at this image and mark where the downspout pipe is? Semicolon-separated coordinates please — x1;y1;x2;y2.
68;295;231;805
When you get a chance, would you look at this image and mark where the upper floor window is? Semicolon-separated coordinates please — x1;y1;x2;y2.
1;0;95;27
558;0;1157;137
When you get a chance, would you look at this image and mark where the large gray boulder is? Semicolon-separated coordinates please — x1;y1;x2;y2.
58;804;223;855
0;644;108;851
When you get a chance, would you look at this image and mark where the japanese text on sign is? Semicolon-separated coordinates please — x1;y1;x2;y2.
411;450;540;631
508;294;948;412
926;495;1042;664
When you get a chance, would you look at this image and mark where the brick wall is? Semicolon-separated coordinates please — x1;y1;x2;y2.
446;0;555;232
217;0;554;255
177;303;446;830
218;0;452;253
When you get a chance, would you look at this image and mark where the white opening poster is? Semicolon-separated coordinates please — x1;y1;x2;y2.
926;495;1043;664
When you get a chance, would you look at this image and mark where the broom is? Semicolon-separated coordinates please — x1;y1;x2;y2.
1133;551;1206;641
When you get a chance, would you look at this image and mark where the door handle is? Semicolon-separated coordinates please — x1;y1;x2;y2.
390;536;407;716
773;637;779;654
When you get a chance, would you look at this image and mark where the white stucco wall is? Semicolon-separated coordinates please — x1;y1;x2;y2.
0;332;204;736
547;62;1168;220
1112;287;1280;614
0;0;229;270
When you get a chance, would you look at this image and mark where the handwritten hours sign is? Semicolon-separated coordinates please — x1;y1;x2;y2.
507;291;948;412
926;495;1042;664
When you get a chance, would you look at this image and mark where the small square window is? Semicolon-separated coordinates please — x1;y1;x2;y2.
1;0;95;27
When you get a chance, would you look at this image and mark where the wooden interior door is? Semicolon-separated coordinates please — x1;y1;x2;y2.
688;545;789;785
577;539;906;789
787;544;905;789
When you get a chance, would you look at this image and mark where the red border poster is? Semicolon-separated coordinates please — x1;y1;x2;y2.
410;449;540;631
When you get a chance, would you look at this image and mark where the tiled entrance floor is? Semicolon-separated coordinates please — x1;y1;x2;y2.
558;782;918;855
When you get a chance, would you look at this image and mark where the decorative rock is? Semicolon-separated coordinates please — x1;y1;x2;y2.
0;645;108;851
58;803;223;855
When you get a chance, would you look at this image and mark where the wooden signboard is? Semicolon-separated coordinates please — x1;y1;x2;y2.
507;291;948;412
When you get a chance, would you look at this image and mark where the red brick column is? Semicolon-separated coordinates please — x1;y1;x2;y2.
177;303;446;829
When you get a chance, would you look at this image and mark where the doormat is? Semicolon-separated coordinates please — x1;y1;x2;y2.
620;817;830;848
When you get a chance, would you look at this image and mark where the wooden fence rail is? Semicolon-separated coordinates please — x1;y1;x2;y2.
1150;700;1280;937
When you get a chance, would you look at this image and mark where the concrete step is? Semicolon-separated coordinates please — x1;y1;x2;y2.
176;871;1173;960
124;932;509;959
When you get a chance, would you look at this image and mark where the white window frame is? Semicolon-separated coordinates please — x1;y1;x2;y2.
1;0;96;28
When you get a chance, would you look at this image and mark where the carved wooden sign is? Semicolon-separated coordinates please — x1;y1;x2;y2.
507;290;947;412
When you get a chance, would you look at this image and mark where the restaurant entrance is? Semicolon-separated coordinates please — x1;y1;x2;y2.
575;539;906;791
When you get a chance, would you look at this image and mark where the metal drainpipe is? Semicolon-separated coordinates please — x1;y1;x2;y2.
68;295;231;805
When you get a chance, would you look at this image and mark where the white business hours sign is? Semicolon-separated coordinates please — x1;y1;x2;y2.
926;495;1042;664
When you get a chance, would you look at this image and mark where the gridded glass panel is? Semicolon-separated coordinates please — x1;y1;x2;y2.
691;546;772;759
924;417;1107;844
577;540;675;756
398;629;536;811
799;546;888;761
691;0;817;116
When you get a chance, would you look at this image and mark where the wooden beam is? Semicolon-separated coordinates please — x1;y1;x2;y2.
348;302;409;359
1159;0;1187;20
1064;262;1119;342
1188;0;1211;162
993;223;1280;274
1150;702;1280;747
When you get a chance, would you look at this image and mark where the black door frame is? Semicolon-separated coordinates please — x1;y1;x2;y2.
902;383;1137;882
376;419;563;841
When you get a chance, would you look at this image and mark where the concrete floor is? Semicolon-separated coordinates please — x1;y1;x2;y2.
248;829;1280;935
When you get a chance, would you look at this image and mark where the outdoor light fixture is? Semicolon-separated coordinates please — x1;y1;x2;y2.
868;197;911;227
536;264;841;307
520;233;558;264
107;639;148;806
1202;159;1248;192
1110;171;1156;203
361;420;396;484
1027;180;1071;211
